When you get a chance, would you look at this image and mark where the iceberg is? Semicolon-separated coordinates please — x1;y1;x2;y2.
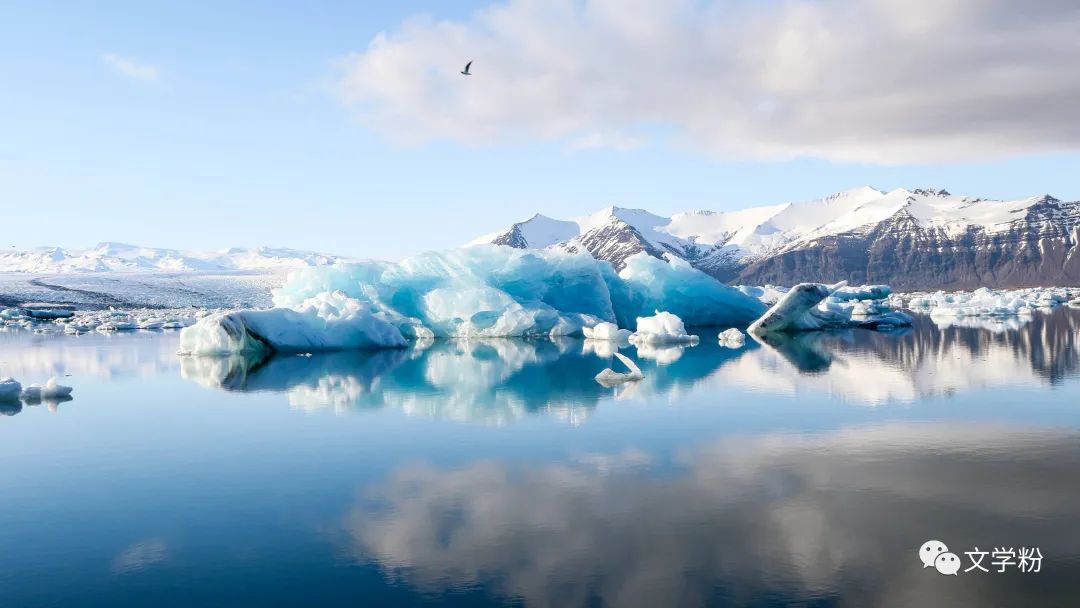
629;311;698;345
594;352;644;387
180;247;765;355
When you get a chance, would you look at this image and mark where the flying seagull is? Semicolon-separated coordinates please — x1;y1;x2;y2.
460;61;472;76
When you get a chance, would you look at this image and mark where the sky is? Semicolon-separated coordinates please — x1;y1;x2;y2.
2;0;1079;259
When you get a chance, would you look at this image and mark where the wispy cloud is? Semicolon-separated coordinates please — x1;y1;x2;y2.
336;0;1080;163
101;53;160;83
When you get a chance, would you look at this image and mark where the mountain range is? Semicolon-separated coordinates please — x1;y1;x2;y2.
0;243;347;274
5;188;1079;289
468;187;1080;289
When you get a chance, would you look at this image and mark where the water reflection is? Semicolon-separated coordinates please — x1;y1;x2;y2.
0;327;180;379
342;423;1080;606
179;309;1080;415
181;339;744;424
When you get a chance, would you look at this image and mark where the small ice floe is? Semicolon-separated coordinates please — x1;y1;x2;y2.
582;322;632;341
20;378;74;402
0;378;23;401
97;320;139;332
24;306;76;320
594;352;644;387
717;327;746;348
628;311;698;345
905;286;1073;317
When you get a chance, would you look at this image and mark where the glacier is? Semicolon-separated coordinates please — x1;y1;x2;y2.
179;247;767;355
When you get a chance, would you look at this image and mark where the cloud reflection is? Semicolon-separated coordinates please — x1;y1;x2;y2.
341;423;1080;607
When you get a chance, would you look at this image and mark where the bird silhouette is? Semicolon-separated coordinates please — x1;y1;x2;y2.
460;61;472;76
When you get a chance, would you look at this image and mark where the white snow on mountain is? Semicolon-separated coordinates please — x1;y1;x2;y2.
471;186;1071;261
0;243;349;274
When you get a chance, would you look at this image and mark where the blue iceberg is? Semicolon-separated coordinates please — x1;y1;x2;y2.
179;246;767;354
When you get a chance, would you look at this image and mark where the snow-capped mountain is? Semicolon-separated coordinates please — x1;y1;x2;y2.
0;242;348;274
468;187;1080;288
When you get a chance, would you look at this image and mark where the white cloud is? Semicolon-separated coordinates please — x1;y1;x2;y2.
102;53;160;83
336;0;1080;163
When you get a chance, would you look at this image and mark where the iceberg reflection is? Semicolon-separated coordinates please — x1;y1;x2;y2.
180;338;746;423
180;309;1080;416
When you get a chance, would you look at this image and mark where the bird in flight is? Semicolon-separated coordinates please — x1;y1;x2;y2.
461;61;472;76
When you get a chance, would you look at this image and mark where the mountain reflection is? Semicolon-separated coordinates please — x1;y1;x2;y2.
178;309;1080;417
341;423;1080;607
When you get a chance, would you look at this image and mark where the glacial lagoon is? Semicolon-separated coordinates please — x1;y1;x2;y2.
2;310;1079;606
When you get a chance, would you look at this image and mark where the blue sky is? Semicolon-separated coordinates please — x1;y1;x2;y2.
2;1;1078;259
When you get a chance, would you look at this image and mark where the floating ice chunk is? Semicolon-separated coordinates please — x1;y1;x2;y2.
583;322;632;341
717;327;746;348
97;321;138;332
857;310;913;329
831;285;892;301
178;292;408;355
749;282;911;334
629;311;699;345
748;283;852;334
903;286;1073;317
0;308;23;321
0;378;22;401
25;308;76;320
594;352;644;387
21;378;73;401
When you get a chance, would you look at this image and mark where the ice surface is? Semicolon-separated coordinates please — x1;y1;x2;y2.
594;352;644;387
0;378;22;401
181;247;764;354
718;328;746;348
629;311;699;345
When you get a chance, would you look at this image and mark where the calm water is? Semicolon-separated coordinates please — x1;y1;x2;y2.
2;311;1080;607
